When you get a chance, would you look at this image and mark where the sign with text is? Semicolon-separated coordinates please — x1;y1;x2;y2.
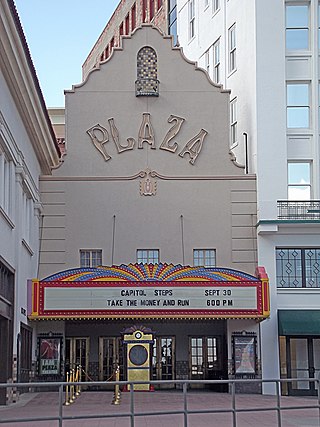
30;280;269;319
38;337;61;375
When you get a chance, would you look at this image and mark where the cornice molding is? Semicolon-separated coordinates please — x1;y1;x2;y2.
40;170;256;182
0;1;60;173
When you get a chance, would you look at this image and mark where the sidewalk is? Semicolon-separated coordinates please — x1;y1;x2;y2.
0;390;319;427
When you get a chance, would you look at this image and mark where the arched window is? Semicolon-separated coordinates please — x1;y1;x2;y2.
136;46;159;96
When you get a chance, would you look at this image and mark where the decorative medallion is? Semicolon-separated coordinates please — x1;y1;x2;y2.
139;168;157;196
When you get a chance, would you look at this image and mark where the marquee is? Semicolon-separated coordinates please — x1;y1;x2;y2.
28;263;270;320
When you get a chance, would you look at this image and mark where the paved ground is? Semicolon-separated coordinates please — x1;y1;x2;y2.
0;390;319;426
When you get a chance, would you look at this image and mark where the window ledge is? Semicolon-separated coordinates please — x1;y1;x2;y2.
277;288;320;293
22;239;34;256
286;128;312;134
212;8;220;18
230;141;239;150
286;50;311;57
0;206;15;229
227;68;237;78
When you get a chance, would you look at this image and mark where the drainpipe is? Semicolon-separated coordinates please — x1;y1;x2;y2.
243;132;249;174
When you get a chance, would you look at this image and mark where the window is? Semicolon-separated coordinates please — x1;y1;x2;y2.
205;49;210;73
150;0;155;20
204;0;209;8
125;14;130;35
288;162;311;200
286;4;309;50
213;39;220;83
287;83;309;128
193;249;216;267
228;24;236;73
136;46;159;96
22;191;33;245
213;0;220;13
110;37;115;51
230;98;237;146
137;249;159;264
276;248;320;288
143;0;148;22
0;151;13;216
319;4;320;50
131;3;136;31
119;22;124;37
80;250;102;268
168;0;177;46
319;82;320;123
189;0;195;40
20;324;32;379
0;261;14;305
158;0;163;9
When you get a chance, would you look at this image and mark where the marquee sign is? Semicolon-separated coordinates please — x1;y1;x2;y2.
28;264;270;320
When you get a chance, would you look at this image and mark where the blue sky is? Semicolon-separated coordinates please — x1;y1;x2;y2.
15;0;120;107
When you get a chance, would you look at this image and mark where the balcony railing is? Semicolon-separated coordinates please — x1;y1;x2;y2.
277;200;320;220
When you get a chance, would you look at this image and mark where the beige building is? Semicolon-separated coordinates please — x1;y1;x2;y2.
30;25;268;391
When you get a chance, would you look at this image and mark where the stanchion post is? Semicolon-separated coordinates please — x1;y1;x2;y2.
76;365;81;396
64;371;70;406
70;369;75;403
112;365;121;405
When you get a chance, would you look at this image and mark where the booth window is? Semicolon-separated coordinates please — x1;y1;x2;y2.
136;46;159;96
80;250;102;268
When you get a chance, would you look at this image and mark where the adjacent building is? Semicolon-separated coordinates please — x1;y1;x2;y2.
174;0;320;396
0;0;60;404
82;0;169;80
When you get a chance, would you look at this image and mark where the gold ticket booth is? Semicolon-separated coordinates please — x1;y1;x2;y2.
123;326;154;391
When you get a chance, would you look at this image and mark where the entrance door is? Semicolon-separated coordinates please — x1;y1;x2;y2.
152;336;175;388
190;336;227;390
287;337;320;396
65;338;89;382
99;337;124;383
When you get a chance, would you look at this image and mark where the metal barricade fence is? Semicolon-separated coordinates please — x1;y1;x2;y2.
0;378;319;427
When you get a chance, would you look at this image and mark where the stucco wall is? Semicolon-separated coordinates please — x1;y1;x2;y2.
39;26;257;278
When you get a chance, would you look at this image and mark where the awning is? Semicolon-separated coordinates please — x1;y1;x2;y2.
278;310;320;335
28;263;270;321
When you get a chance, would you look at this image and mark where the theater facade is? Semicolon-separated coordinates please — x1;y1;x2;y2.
30;25;269;390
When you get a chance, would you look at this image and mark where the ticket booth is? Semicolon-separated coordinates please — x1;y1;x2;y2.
123;326;154;391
